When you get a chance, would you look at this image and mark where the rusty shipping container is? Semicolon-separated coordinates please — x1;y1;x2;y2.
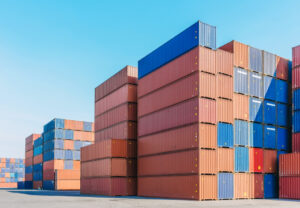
233;93;249;120
217;148;234;172
216;49;233;76
264;150;277;173
95;66;138;102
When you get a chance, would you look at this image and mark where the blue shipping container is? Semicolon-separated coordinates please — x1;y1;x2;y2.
249;72;263;98
33;171;43;181
33;163;43;172
277;103;289;127
264;174;278;198
43;180;54;190
218;173;233;199
34;137;43;148
217;122;233;148
263;101;276;125
83;122;93;131
249;47;262;73
44;118;65;133
293;88;300;111
64;160;73;170
234;147;249;172
276;79;289;104
293;111;300;133
234;120;248;146
234;67;249;95
264;76;276;101
249;97;263;122
264;125;276;149
17;181;25;189
263;51;276;77
277;127;289;151
33;146;43;156
138;21;216;79
24;181;33;189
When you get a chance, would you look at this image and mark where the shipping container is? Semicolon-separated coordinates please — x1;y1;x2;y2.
279;153;300;176
234;67;249;95
263;76;276;101
264;150;277;173
217;74;233;100
217;148;234;172
250;174;264;199
234;120;249;146
233;93;249;120
292;66;300;89
264;174;278;198
279;176;300;199
293;88;300;111
137;175;217;200
138;123;216;157
249;47;262;73
263;101;276;125
249;72;263;98
138;21;216;79
217;98;233;123
276;56;289;81
264;125;277;149
263;51;276;77
235;147;249;172
293;111;300;133
293;133;300;152
216;49;233;76
219;41;249;69
249;97;263;122
293;45;300;68
249;148;263;173
234;173;250;199
277;127;289;151
249;122;263;148
95;66;138;102
217;122;233;148
218;173;233;199
277;103;289;127
276;79;289;104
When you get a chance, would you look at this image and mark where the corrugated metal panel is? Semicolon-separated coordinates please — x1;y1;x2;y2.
218;173;233;199
249;97;263;122
55;180;80;191
277;127;289;151
249;47;262;73
234;173;250;199
250;173;264;199
249;148;263;173
249;72;263;98
292;66;300;90
292;133;300;152
277;103;289;127
235;147;249;172
198;46;216;74
233;93;249;120
220;41;248;69
138;21;216;79
249;122;263;148
217;148;234;172
263;51;276;77
234;67;248;94
293;45;300;68
276;79;289;104
293;111;300;133
234;120;249;146
263;100;276;125
264;125;277;149
217;74;233;100
264;150;277;173
217;98;233;123
216;49;233;76
264;174;278;198
293;88;300;111
276;56;289;81
279;153;300;176
279;176;300;199
217;122;233;148
263;76;276;101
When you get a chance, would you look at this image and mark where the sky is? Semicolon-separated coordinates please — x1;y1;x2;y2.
0;0;299;158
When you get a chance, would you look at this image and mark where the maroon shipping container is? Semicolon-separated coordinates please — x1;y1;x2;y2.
264;150;277;173
95;121;137;142
95;103;137;131
292;66;300;90
138;72;216;117
81;139;136;162
43;169;55;181
138;97;216;137
293;45;300;68
25;134;41;152
138;149;216;176
293;133;300;152
279;176;300;199
95;84;137;117
138;123;216;157
250;173;264;199
81;158;136;178
138;175;217;200
25;173;33;181
279;153;300;176
276;56;289;81
25;157;33;167
95;66;138;102
80;177;137;196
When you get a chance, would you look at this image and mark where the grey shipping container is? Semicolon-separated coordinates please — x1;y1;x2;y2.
249;47;262;73
263;51;276;77
249;72;263;98
234;67;249;95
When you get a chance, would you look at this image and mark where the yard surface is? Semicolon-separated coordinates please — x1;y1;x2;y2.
1;189;299;208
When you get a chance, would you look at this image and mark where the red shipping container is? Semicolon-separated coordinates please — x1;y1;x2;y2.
293;45;300;68
33;154;43;165
43;169;55;181
138;97;216;137
95;121;137;142
249;148;264;173
279;153;300;176
279;176;300;199
138;149;216;176
25;173;33;181
138;123;216;157
250;173;264;199
95;66;138;102
138;175;217;200
81;177;137;196
264;150;277;173
216;49;233;76
33;181;43;189
292;133;300;152
95;103;137;131
95;84;137;117
292;66;300;90
276;56;289;81
25;150;33;159
25;157;33;167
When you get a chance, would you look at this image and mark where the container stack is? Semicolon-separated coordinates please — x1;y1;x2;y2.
33;136;43;189
80;66;138;196
43;118;94;190
25;134;40;189
0;158;25;188
279;45;300;199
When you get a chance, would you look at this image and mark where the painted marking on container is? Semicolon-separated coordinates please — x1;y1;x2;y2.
252;100;262;104
267;128;275;131
266;103;276;107
237;70;247;75
252;74;262;79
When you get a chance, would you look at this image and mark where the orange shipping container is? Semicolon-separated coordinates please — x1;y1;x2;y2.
64;140;74;150
56;180;80;190
217;98;233;123
73;161;80;170
64;120;84;131
264;150;277;173
138;175;217;200
276;56;289;81
43;160;64;171
0;183;17;188
56;170;80;180
216;49;233;76
217;74;233;100
73;131;94;141
233;93;249;120
234;173;250;199
217;148;234;172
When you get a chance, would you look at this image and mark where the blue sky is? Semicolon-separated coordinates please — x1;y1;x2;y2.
0;0;299;158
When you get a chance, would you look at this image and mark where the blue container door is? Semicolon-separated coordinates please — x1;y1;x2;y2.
264;174;278;198
249;123;263;148
293;89;300;111
264;125;276;149
264;76;276;101
263;101;276;125
249;97;263;122
293;111;300;133
234;120;249;146
276;79;288;104
217;122;234;147
218;173;234;199
234;147;249;172
234;67;249;95
249;47;262;73
277;103;289;127
249;72;263;98
277;127;289;151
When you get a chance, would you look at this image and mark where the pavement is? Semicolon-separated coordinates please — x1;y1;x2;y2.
1;189;300;208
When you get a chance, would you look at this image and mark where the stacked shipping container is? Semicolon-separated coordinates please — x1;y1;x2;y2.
25;134;40;189
0;158;24;188
33;136;43;189
43;118;94;190
81;66;138;196
279;45;300;199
